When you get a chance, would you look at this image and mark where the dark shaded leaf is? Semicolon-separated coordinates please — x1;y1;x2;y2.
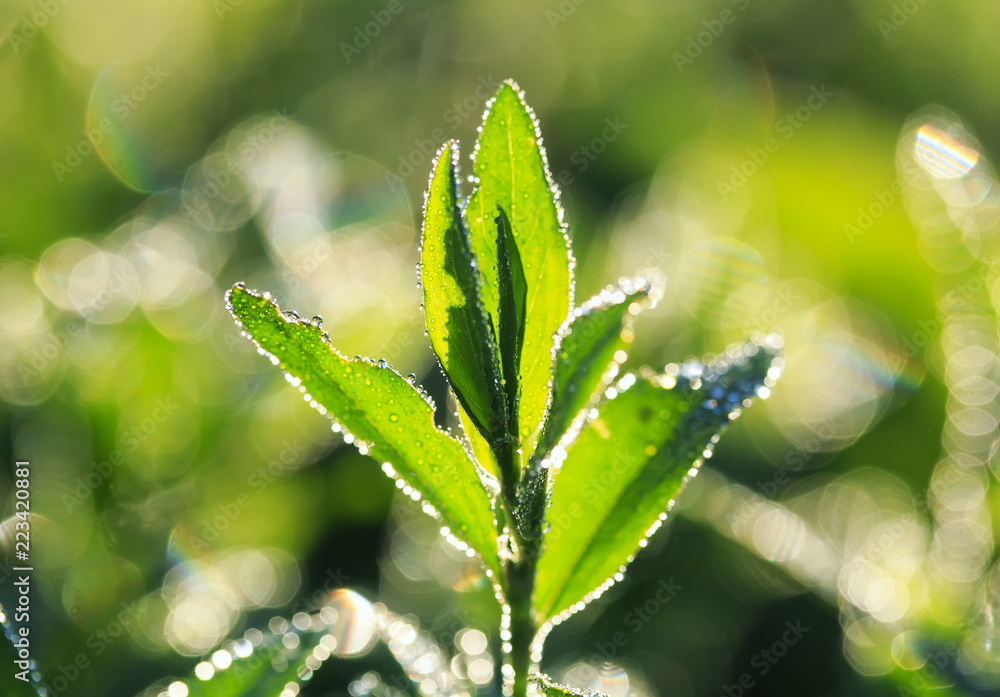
421;141;507;448
496;204;527;444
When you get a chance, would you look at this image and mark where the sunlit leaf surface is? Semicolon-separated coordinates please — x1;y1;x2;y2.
534;278;653;463
533;337;782;621
226;284;501;582
518;278;653;544
420;142;507;448
466;80;574;464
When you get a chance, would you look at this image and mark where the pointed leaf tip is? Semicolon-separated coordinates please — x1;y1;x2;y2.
534;277;655;462
420;142;508;451
467;80;573;466
516;278;655;545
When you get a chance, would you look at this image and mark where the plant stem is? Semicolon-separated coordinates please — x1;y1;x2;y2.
492;436;538;697
507;557;536;697
494;437;529;554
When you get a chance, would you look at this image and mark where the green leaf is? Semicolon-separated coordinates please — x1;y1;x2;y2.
496;204;527;442
456;399;500;482
516;278;653;545
421;141;507;447
179;631;302;697
533;338;782;621
534;278;654;463
156;590;380;697
226;284;501;581
530;674;609;697
150;588;467;697
466;80;573;462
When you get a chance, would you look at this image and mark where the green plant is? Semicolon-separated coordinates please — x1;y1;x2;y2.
218;80;780;697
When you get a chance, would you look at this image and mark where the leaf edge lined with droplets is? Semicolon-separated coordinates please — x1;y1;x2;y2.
226;283;503;584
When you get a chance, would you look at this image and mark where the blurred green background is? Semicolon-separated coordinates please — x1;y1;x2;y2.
3;0;1000;695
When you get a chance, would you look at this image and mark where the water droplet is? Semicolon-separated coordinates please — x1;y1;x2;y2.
325;590;377;657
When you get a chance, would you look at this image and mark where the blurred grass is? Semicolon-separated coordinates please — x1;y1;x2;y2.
2;1;1000;696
